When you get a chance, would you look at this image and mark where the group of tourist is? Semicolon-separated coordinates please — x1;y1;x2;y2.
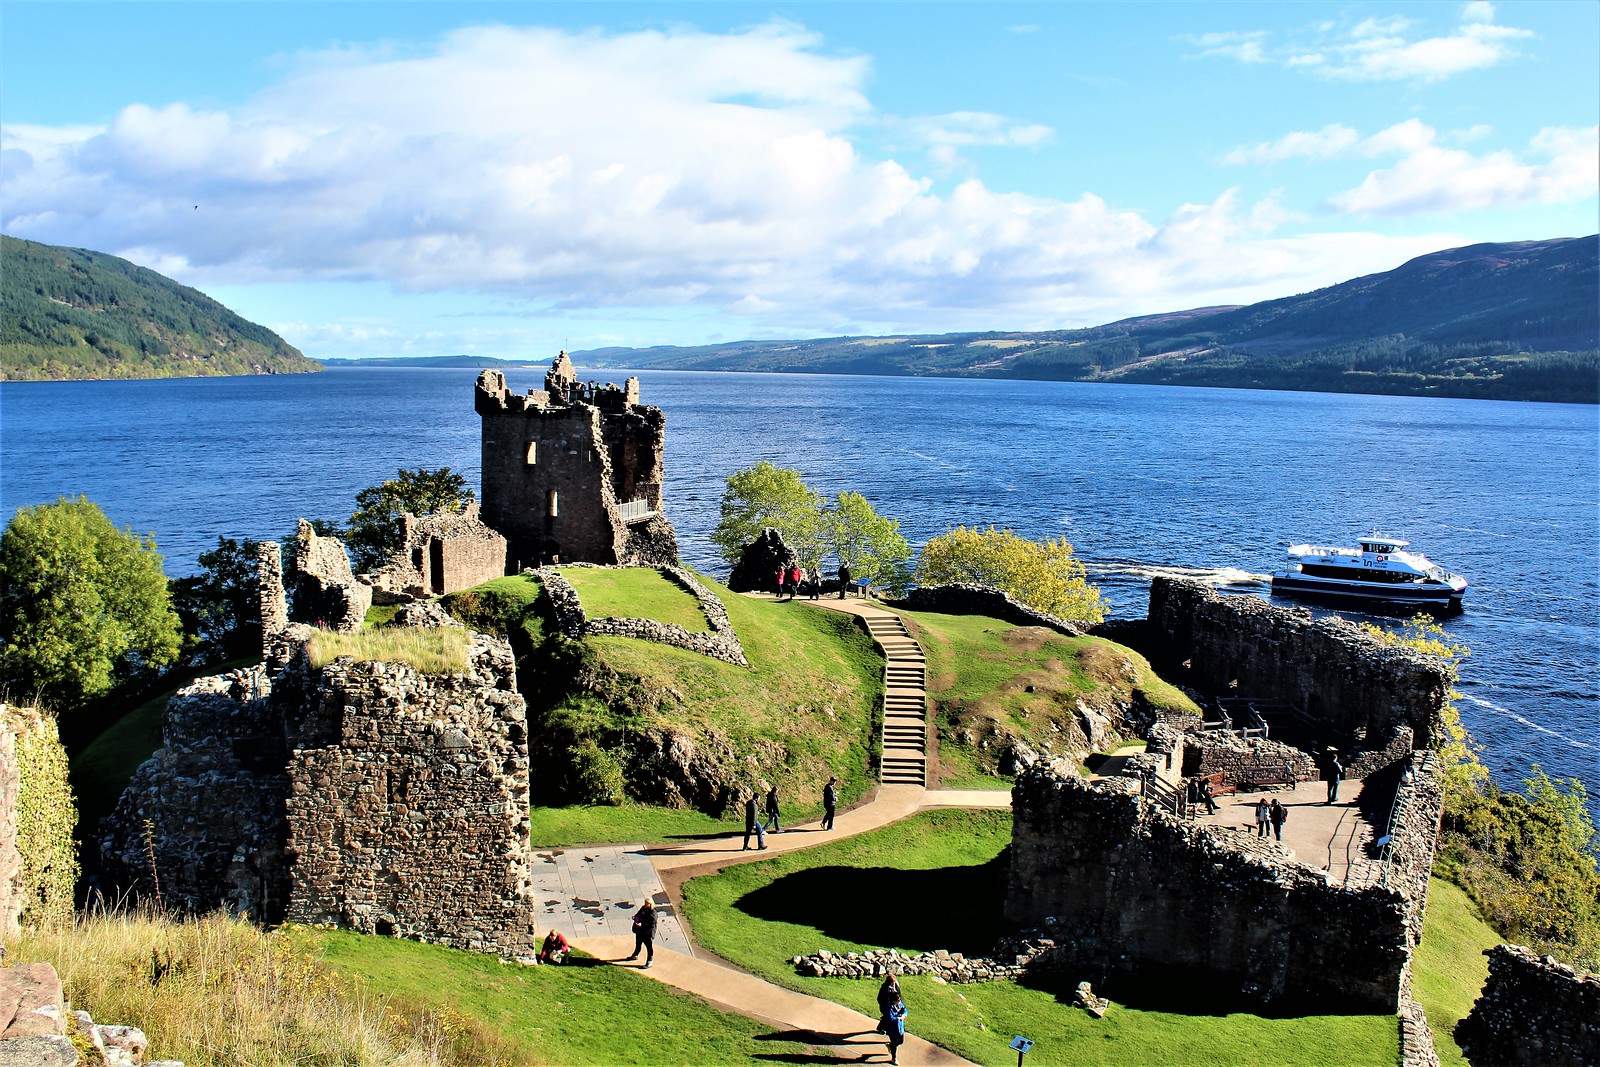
773;562;857;600
741;777;839;847
1254;797;1290;840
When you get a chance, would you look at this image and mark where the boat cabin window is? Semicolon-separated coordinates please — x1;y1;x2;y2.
1362;541;1395;554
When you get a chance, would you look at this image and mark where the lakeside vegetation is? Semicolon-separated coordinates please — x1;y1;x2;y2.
1;235;320;381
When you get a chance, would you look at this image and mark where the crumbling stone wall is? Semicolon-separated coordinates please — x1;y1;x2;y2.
1005;760;1417;1011
284;628;537;956
1458;944;1600;1067
1185;730;1321;784
366;501;509;601
539;565;748;666
102;623;537;957
1147;578;1449;752
1;705;77;935
894;583;1087;637
289;521;371;631
475;356;676;569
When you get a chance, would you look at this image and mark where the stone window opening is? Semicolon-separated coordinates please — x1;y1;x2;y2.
525;442;537;465
375;919;396;936
548;489;558;517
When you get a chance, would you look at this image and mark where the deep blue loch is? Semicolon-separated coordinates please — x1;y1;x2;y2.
3;367;1595;798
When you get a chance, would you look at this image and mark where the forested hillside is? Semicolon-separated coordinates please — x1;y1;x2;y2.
579;237;1599;403
1;236;320;380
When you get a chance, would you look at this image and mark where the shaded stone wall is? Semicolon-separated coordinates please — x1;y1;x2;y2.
284;633;537;956
1458;944;1600;1067
1147;578;1449;751
290;521;371;631
102;625;537;958
476;363;674;569
893;583;1087;636
1005;761;1415;1011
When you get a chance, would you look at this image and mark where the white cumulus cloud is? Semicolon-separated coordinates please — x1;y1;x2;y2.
0;19;1485;342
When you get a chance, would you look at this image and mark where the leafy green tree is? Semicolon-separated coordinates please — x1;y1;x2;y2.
169;536;262;662
710;462;826;566
914;525;1106;623
344;468;474;572
827;491;912;596
0;497;181;712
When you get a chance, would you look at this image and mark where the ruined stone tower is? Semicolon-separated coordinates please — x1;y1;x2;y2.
475;353;677;569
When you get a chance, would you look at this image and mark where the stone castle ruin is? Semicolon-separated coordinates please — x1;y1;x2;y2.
1005;577;1452;1015
475;352;677;571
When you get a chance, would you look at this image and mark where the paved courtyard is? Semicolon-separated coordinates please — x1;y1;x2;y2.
530;845;690;956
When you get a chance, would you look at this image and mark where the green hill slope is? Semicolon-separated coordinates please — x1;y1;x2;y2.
1;235;320;380
576;236;1598;402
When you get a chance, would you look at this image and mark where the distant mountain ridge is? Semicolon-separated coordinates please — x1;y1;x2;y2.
573;236;1598;403
1;236;319;381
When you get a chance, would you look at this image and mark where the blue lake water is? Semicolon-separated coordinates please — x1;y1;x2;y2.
3;367;1596;797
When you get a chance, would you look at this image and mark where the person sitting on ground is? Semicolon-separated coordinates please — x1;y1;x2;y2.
539;928;570;965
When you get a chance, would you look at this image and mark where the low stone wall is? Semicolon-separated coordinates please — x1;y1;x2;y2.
1399;997;1442;1067
893;583;1086;636
538;565;748;666
1458;944;1600;1067
1379;752;1446;937
794;946;1026;983
1147;578;1449;751
1005;760;1416;1011
1186;730;1321;785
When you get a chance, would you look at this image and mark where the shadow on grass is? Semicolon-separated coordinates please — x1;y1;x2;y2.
734;856;1009;955
752;1029;881;1064
1016;967;1393;1020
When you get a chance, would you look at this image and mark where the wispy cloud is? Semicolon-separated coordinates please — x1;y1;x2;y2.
0;20;1469;342
1185;3;1532;83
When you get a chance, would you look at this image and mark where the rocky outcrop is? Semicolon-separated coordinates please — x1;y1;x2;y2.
726;528;797;594
289;521;371;632
0;961;171;1067
893;583;1087;636
1458;945;1600;1067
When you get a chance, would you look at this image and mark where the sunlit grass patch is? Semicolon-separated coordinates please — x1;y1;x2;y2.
308;625;471;673
557;566;710;631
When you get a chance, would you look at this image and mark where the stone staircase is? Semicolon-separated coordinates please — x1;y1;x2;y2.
863;611;929;787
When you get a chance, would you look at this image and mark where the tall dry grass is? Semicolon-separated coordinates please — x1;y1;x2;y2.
307;627;471;674
4;908;515;1066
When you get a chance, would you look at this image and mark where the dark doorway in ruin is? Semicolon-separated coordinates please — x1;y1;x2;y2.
375;919;396;937
429;539;446;595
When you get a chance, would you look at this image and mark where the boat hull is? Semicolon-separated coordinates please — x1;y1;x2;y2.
1270;572;1464;607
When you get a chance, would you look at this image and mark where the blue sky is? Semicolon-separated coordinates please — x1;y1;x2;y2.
3;2;1596;359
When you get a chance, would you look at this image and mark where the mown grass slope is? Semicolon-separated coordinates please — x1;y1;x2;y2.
902;610;1200;787
682;809;1399;1067
1412;878;1501;1067
559;566;710;631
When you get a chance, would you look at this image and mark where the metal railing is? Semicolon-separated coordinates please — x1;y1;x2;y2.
616;498;656;522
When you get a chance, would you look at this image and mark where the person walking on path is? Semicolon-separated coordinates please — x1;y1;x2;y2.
875;974;902;1032
788;564;803;602
626;899;657;968
808;567;821;600
822;776;838;830
1326;755;1344;804
880;993;908;1064
763;785;782;834
1255;798;1270;837
1200;777;1217;815
775;567;788;601
1269;798;1288;842
743;793;767;850
838;562;852;599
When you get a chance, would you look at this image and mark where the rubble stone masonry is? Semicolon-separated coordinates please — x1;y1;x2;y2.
1458;944;1600;1067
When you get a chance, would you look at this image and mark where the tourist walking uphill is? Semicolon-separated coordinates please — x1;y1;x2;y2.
627;899;657;968
822;776;838;830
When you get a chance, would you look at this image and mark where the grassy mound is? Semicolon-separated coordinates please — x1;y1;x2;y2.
307;626;472;673
901;610;1200;787
682;809;1398;1066
1412;878;1502;1067
558;567;709;631
4;910;832;1065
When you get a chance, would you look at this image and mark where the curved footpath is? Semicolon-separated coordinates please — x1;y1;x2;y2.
563;595;1009;1066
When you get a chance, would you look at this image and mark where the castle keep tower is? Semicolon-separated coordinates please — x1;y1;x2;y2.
474;353;677;569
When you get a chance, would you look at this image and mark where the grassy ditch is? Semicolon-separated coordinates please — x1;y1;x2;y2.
557;566;710;631
1411;878;1501;1067
682;808;1399;1067
902;610;1200;787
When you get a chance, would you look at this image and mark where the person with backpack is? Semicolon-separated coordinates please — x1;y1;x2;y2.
626;899;657;968
1269;798;1288;842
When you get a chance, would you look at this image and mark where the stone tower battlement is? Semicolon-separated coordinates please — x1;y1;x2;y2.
475;354;676;569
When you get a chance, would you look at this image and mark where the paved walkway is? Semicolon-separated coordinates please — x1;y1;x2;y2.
529;845;691;955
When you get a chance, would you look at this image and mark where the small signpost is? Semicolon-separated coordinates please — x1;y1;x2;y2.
1009;1034;1034;1067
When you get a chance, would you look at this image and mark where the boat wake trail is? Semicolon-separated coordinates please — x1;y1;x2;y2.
1089;563;1270;588
1459;693;1595;751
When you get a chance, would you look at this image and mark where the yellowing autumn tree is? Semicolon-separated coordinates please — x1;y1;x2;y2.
915;526;1105;623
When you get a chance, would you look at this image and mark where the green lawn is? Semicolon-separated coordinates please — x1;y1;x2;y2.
441;574;550;647
579;578;884;814
900;609;1199;787
1412;878;1500;1067
558;567;710;631
302;929;841;1065
528;802;735;847
682;809;1398;1067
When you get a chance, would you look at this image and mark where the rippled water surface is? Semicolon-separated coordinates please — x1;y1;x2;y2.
4;367;1596;795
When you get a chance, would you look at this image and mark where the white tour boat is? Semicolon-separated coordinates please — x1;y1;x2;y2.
1270;532;1468;608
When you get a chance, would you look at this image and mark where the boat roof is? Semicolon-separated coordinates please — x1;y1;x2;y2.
1359;532;1411;549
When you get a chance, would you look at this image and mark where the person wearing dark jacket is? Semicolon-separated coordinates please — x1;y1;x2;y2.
743;793;767;850
763;785;782;833
822;776;838;830
626;899;658;968
837;562;852;599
